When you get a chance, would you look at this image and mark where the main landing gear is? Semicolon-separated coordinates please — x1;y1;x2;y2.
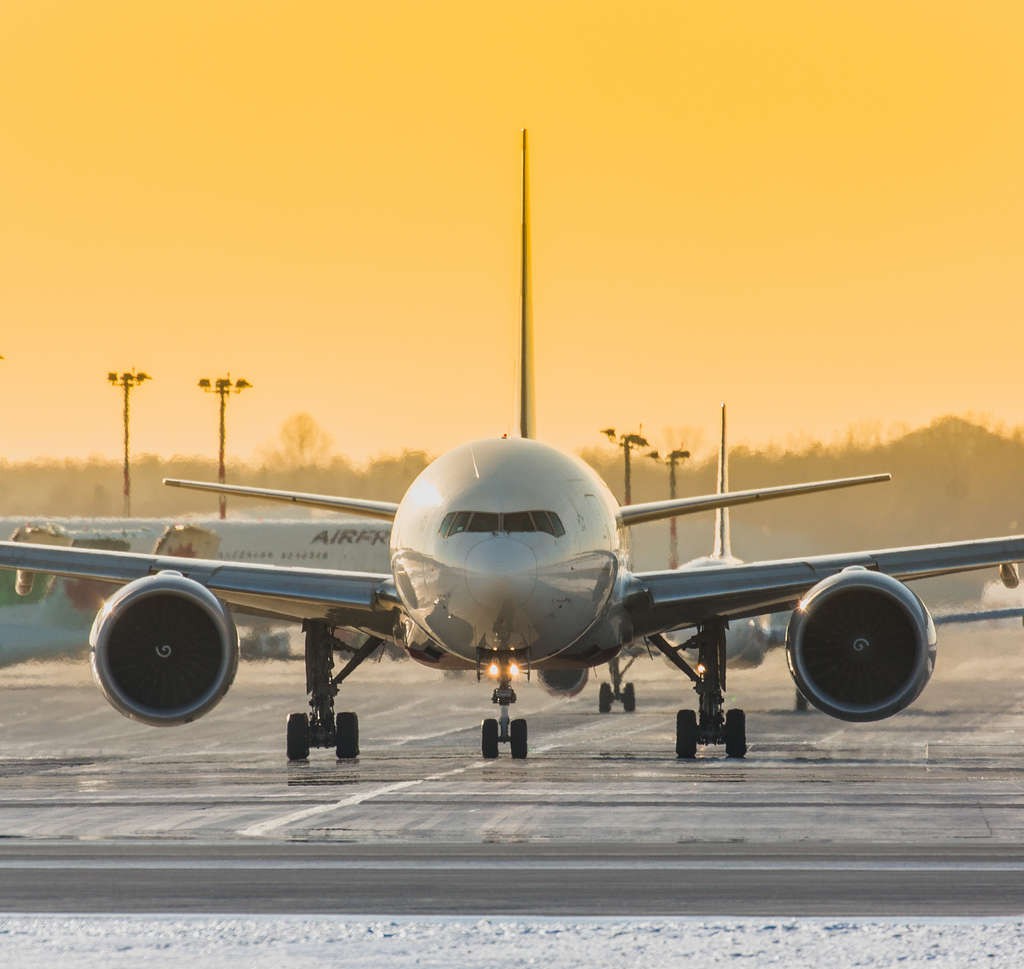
598;655;637;713
649;620;747;759
286;620;382;761
479;651;528;760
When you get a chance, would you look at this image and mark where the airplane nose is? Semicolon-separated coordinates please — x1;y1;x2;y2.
465;537;538;608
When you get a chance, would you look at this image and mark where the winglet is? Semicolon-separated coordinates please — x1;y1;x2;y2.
515;128;535;439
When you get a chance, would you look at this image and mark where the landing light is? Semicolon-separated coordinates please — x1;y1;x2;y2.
696;663;706;676
509;663;520;676
488;663;499;677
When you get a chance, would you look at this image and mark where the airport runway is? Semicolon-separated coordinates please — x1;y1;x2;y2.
2;623;1024;914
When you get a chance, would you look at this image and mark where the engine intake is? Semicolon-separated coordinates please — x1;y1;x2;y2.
90;572;239;726
536;668;589;698
786;569;936;722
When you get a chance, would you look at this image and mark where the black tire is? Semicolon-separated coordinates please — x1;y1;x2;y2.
336;711;359;759
675;709;698;759
598;682;613;713
724;708;747;759
481;718;500;759
622;682;636;713
794;690;809;713
510;718;528;759
286;712;310;761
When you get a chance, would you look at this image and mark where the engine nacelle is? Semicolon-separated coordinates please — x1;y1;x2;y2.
90;572;239;727
786;568;936;722
536;668;589;698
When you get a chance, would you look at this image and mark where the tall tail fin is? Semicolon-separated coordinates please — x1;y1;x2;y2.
712;403;733;559
515;128;536;439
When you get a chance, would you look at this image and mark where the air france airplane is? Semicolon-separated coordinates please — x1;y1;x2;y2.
0;516;391;667
2;131;1024;763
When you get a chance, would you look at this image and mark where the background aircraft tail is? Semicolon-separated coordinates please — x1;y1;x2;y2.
712;403;733;560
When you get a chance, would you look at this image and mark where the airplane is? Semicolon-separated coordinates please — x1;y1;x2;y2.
0;516;391;667
599;405;1024;716
595;402;789;713
3;129;1024;765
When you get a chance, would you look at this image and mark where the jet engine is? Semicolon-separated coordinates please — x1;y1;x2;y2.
786;568;936;722
536;668;589;698
90;572;239;727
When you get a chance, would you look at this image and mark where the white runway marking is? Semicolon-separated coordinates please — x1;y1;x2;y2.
238;760;485;838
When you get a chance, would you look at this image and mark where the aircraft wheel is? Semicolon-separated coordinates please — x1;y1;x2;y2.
336;711;360;759
675;709;698;759
622;682;636;713
598;682;613;713
481;718;500;759
286;712;310;761
510;718;528;759
724;709;747;759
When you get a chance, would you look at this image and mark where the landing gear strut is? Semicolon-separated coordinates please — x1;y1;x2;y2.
479;651;528;759
649;621;747;759
286;620;382;761
598;655;637;713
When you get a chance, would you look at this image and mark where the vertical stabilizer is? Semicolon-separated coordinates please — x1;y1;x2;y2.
712;403;733;559
515;129;536;438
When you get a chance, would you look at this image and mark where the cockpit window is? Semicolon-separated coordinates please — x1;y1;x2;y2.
466;512;500;533
531;510;566;537
440;511;472;537
503;511;535;533
440;510;565;538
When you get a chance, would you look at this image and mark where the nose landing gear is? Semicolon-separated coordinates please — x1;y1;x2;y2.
649;621;747;759
479;651;528;759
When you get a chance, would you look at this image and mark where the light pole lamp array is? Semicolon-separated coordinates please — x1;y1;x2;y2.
107;369;151;516
648;446;690;569
600;427;650;506
198;375;252;519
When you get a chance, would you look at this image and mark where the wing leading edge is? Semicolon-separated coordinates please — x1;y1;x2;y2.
163;479;399;520
0;541;398;636
627;535;1024;637
618;473;891;527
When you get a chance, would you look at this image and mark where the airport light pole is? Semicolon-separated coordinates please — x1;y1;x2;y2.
198;375;252;519
600;428;650;505
648;446;690;569
108;369;151;517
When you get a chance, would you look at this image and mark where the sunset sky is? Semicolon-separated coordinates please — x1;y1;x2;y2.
1;2;1022;466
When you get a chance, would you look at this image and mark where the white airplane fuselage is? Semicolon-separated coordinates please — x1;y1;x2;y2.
391;437;627;669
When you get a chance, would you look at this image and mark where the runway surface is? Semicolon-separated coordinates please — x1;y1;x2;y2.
2;623;1024;914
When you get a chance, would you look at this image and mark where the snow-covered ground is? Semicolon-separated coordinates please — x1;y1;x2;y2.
1;915;1022;968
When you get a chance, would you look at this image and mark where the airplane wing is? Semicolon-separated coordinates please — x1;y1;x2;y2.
618;473;891;527
626;535;1024;637
163;479;399;521
0;541;398;636
932;606;1024;626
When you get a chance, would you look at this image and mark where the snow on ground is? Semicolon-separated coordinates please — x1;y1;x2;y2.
1;916;1023;968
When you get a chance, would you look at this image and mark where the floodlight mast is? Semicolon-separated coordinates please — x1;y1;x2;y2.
107;369;151;516
198;375;252;519
648;446;691;569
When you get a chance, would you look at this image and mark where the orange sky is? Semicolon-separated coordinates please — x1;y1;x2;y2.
1;2;1022;466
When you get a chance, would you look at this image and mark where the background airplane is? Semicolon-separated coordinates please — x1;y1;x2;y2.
0;516;391;667
617;406;1024;714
